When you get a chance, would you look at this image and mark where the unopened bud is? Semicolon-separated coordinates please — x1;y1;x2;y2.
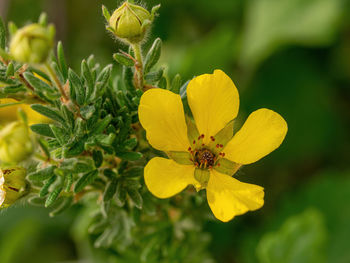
0;121;33;164
9;23;55;64
109;2;151;43
0;167;28;208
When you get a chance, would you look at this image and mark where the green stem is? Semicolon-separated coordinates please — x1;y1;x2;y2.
131;43;144;90
44;62;69;101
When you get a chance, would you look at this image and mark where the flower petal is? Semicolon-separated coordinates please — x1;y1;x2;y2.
187;70;239;145
138;89;189;152
206;170;264;222
144;157;196;199
224;108;287;165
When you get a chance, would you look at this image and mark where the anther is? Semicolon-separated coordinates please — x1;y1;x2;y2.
193;140;196;144
201;143;205;146
201;134;205;138
210;136;215;141
188;147;192;151
216;144;220;148
217;163;221;167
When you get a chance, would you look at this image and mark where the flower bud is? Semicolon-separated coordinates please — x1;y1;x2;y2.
0;167;28;208
0;121;33;164
109;2;151;43
9;23;55;64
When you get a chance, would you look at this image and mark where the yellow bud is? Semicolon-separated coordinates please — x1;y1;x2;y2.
109;2;151;43
9;23;55;64
0;167;28;208
0;121;33;164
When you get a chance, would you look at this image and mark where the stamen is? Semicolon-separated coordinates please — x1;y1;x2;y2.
210;136;215;141
193;140;196;145
188;147;192;152
219;144;223;148
216;144;220;148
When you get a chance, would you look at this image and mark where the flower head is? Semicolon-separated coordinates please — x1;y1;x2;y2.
9;23;55;64
138;70;288;222
0;167;27;209
0;121;33;164
109;2;151;43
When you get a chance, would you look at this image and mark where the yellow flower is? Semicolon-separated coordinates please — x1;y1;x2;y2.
0;167;28;209
0;98;47;125
138;70;288;222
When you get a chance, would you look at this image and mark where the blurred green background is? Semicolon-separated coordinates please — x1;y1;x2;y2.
1;0;350;262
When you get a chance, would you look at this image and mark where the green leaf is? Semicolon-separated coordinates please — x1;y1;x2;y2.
45;186;63;207
27;166;56;182
5;62;14;77
144;38;162;73
92;150;103;168
256;209;327;263
103;178;118;202
23;72;53;93
170;74;182;94
144;68;164;83
31;104;65;124
50;125;67;146
115;180;126;207
74;170;98;193
40;175;57;197
38;138;51;158
241;0;343;69
116;151;143;161
30;123;55;137
38;12;48;26
57;41;68;80
68;68;85;105
167;151;193;165
127;188;143;209
123;167;143;178
0;17;6;49
158;76;167;89
63;136;87;158
81;59;94;100
90;114;112;135
113;53;135;67
49;196;73;217
102;5;111;21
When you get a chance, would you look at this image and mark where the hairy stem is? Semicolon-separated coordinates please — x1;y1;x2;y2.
44;62;69;101
131;43;144;90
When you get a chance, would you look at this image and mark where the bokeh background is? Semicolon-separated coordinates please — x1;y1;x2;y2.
1;0;350;262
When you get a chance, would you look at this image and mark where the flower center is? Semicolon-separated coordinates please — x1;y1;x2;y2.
195;149;215;168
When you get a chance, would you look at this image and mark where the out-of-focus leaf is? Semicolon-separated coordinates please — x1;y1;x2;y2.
256;209;327;263
241;0;344;68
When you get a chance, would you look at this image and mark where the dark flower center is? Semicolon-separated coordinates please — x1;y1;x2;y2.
194;148;215;168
